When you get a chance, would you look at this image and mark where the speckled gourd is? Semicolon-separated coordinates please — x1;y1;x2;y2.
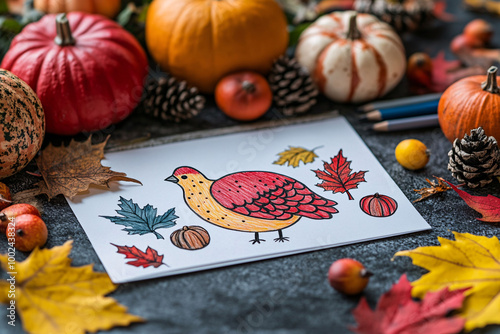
0;70;45;179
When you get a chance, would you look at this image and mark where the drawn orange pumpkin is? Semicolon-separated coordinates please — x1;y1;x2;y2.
360;193;397;217
170;225;210;250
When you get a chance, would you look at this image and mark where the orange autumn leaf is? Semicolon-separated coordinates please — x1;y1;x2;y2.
34;136;141;200
395;232;500;332
413;176;451;202
0;241;143;334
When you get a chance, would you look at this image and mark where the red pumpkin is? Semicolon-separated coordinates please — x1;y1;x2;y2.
1;13;148;135
359;193;397;217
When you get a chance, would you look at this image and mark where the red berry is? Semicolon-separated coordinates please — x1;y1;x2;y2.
0;204;41;233
10;214;47;252
328;258;372;295
450;34;481;54
464;19;493;46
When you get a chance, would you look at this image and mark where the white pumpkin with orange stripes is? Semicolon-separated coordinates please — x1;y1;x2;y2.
296;11;406;103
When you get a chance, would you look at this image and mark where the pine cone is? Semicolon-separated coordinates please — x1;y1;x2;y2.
143;75;205;122
268;55;318;116
354;0;435;32
448;127;500;188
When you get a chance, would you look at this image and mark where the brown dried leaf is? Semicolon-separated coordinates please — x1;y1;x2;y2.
413;176;451;202
35;136;141;200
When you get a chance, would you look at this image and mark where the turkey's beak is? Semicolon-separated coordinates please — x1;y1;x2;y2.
165;175;178;183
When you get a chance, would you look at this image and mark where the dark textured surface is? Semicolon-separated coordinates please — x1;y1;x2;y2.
1;2;500;334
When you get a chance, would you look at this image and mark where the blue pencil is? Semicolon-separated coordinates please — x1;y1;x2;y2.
357;93;441;113
372;114;440;132
360;100;439;122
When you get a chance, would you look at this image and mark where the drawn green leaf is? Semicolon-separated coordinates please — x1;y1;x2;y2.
101;197;177;239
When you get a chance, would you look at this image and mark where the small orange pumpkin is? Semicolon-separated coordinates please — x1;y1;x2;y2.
33;0;121;18
145;0;289;93
438;66;500;144
170;226;210;250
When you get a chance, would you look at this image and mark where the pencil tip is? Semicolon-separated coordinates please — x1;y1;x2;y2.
356;105;371;113
358;115;368;121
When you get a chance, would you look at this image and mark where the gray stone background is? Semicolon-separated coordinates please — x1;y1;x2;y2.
1;1;500;333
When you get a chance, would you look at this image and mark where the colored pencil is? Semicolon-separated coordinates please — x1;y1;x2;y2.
357;93;441;113
372;114;439;132
359;100;439;122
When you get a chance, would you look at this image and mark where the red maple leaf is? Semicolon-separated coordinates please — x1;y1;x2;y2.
351;274;467;334
443;179;500;222
313;149;367;200
112;244;166;268
409;51;484;94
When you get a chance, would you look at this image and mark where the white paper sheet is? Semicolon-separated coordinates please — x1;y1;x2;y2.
66;115;430;283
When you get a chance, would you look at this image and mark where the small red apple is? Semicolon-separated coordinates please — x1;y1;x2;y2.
0;204;41;233
215;71;272;121
10;214;47;252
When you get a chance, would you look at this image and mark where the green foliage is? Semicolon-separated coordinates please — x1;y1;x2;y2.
102;197;178;239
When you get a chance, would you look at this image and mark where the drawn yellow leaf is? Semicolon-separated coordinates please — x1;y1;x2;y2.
273;146;320;168
0;241;143;334
394;232;500;332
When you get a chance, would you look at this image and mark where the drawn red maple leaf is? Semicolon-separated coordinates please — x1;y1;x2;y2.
443;179;500;222
350;274;467;334
112;244;166;268
313;149;367;200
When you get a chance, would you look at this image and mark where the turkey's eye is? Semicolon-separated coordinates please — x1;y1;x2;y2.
181;175;188;179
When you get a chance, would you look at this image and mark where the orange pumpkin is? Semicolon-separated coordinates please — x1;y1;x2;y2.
145;0;289;93
170;226;210;250
33;0;121;18
438;66;500;144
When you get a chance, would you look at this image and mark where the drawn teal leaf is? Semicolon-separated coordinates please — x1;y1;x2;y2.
101;197;177;239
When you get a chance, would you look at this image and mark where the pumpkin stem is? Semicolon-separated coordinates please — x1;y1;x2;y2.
481;66;500;94
346;13;361;40
55;13;75;46
242;81;256;94
182;226;189;231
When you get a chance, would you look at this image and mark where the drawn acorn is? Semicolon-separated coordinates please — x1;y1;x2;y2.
360;193;398;217
170;225;210;250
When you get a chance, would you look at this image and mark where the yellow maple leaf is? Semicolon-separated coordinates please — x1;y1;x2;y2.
273;146;320;168
394;232;500;332
0;241;143;334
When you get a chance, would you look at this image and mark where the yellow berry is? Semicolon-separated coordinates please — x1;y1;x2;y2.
395;139;430;170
